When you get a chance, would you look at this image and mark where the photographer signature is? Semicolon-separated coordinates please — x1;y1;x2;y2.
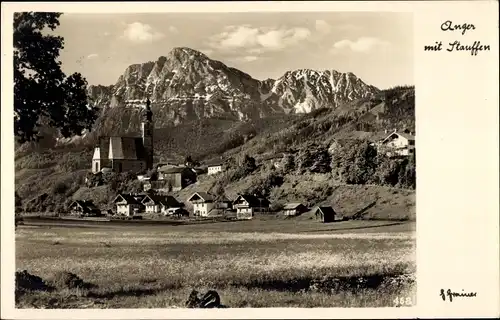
440;289;477;302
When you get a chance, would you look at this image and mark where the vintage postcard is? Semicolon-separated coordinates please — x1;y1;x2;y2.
1;1;498;319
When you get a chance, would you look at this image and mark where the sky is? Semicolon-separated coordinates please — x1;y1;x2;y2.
54;12;413;89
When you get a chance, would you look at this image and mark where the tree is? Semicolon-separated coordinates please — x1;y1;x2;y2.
15;192;23;212
146;168;158;181
241;155;257;175
398;152;416;189
281;154;295;173
211;183;226;202
375;155;401;186
296;149;314;174
344;141;378;184
14;12;98;143
309;146;331;174
296;144;331;174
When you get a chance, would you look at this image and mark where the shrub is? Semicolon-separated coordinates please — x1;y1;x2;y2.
52;181;69;195
57;152;90;172
103;171;138;192
86;172;104;187
15;270;52;292
270;201;285;212
51;271;94;290
244;170;285;198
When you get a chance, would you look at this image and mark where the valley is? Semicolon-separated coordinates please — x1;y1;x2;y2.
14;46;415;309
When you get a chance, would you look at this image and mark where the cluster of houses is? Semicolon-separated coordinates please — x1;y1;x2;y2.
89;98;415;192
80;99;412;224
68;191;340;223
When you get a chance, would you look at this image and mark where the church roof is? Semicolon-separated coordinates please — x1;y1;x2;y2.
95;136;146;161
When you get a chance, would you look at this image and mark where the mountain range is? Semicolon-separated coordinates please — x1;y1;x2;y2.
87;47;380;131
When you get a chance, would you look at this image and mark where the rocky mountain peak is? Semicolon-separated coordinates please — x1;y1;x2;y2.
87;47;380;131
167;47;209;61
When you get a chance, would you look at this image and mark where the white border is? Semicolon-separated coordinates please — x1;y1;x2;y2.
2;1;499;319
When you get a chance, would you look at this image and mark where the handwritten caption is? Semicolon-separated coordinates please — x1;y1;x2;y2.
440;289;477;302
424;20;491;56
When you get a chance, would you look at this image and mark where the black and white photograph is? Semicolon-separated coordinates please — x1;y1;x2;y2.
11;9;416;309
2;1;498;318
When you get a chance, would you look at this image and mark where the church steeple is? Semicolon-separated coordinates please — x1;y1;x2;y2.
141;97;154;170
143;98;153;122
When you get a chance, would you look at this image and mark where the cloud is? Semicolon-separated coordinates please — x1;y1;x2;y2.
87;53;99;59
168;26;179;34
121;22;165;43
331;37;391;53
234;55;259;62
102;31;111;37
208;25;311;53
315;20;331;34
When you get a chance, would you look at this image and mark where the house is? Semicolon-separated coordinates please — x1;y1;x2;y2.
112;193;146;216
200;195;234;217
92;99;154;174
156;161;182;170
313;206;337;223
206;159;224;175
188;192;215;217
233;194;270;220
156;166;197;191
259;153;285;169
283;203;308;216
215;195;232;210
141;194;182;214
68;200;101;217
377;130;415;157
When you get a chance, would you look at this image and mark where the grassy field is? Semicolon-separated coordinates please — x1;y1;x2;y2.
15;219;416;308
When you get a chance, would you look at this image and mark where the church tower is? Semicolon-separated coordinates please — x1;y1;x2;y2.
141;98;154;170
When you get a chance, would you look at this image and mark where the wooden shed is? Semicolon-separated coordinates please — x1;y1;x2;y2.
313;206;336;223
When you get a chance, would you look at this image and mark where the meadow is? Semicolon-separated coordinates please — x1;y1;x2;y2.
15;219;416;308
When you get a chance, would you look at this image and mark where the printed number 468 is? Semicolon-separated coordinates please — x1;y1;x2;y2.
393;297;413;306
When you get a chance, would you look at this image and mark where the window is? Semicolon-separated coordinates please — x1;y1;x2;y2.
94;162;99;172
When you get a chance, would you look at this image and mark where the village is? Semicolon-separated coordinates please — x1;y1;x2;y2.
67;98;415;224
10;11;423;310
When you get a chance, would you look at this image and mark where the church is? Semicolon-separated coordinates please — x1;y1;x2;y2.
91;99;154;174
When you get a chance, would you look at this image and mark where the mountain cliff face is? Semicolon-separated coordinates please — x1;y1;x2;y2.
267;69;379;114
87;47;379;132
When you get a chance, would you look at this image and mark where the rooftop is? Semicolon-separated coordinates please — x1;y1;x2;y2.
283;203;305;210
